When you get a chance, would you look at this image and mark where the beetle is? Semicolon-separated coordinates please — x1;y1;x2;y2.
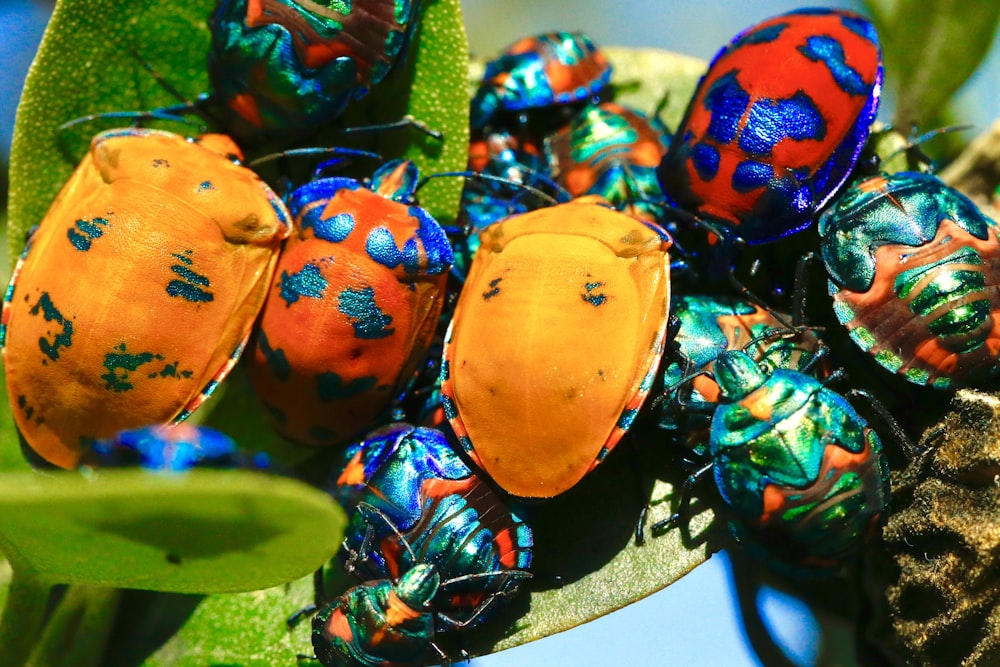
1;128;291;469
547;102;671;222
440;200;672;498
245;160;453;448
207;0;422;139
656;349;890;575
818;171;1000;389
658;294;823;439
311;423;533;666
656;8;882;244
84;423;269;472
470;31;612;134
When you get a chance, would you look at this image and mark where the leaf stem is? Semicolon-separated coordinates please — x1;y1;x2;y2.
0;568;50;667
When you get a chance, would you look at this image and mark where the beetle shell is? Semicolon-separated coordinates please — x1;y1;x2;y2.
312;566;438;667
547;102;671;221
441;200;672;497
711;350;890;573
659;294;822;436
85;423;269;472
657;8;882;243
1;128;291;469
246;161;453;448
819;171;1000;389
470;31;612;132
208;0;420;137
333;423;532;627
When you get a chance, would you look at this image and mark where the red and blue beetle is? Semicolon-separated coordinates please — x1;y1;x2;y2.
657;8;882;244
245;160;453;448
1;128;291;469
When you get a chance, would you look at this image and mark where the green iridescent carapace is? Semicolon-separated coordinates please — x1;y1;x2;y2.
819;171;1000;389
208;0;419;138
710;350;890;575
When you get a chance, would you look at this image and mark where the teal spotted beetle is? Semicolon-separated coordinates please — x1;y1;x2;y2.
0;128;291;469
819;171;1000;389
245;160;453;448
655;349;890;575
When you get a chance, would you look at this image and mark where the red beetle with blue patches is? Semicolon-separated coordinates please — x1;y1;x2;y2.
245;160;453;448
1;128;291;469
657;8;882;244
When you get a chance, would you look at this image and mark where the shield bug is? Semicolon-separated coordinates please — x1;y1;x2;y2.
245;160;453;448
311;423;533;666
819;171;1000;389
547;102;671;222
657;8;882;244
658;349;890;575
207;0;422;139
1;128;291;469
440;200;672;498
470;31;612;134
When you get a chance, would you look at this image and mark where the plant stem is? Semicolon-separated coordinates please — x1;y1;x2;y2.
0;569;50;667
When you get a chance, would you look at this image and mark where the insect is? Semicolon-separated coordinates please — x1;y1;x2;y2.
207;0;422;139
440;200;672;498
818;171;1000;389
658;294;823;439
657;8;882;244
84;423;268;472
656;349;890;575
547;102;671;222
312;423;533;666
470;31;612;134
245;160;453;448
1;128;291;469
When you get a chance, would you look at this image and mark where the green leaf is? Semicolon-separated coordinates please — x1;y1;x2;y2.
9;0;469;259
863;0;1000;128
0;470;345;593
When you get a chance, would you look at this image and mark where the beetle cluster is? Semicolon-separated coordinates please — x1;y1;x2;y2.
4;2;999;665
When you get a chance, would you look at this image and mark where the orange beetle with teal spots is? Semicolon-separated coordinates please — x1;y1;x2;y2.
0;128;291;469
440;200;672;498
246;160;453;448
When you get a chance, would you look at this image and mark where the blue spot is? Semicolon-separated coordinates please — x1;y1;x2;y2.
704;71;750;145
67;217;109;251
841;13;879;44
167;280;214;303
28;292;73;361
799;36;869;96
171;264;210;286
167;252;214;303
316;372;378;400
441;394;458;420
338;286;394;339
198;181;215;191
732;21;787;48
732;160;773;192
102;344;159;392
692;143;721;181
172;251;193;265
311;212;355;243
256;330;291;381
738;92;826;155
582;282;607;307
279;263;328;306
411;208;454;274
483;278;502;300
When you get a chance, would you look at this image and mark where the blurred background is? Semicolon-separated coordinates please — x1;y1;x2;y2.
1;1;997;665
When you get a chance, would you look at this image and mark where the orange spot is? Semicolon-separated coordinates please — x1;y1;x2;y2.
336;450;366;487
323;607;352;642
385;591;422;625
229;93;262;128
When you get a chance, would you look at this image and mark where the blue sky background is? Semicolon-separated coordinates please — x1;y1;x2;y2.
1;2;997;666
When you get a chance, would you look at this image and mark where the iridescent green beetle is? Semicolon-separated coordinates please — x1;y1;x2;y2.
819;171;1000;389
208;0;421;138
710;350;890;573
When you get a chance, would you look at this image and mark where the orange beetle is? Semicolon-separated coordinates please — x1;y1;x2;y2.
245;160;453;447
440;200;672;498
1;128;291;468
